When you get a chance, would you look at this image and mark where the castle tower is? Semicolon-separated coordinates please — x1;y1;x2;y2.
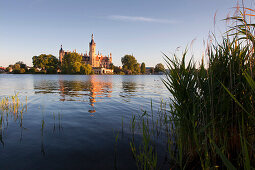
89;34;96;67
59;45;64;64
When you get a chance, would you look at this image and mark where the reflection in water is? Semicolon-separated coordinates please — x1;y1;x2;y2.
35;75;112;113
40;112;63;156
53;112;63;134
0;75;168;170
41;115;45;156
122;81;137;93
87;76;112;113
120;81;137;102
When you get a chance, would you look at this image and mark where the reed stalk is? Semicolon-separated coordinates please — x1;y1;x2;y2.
127;5;255;169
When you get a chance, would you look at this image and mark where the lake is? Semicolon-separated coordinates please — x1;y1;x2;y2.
0;74;170;169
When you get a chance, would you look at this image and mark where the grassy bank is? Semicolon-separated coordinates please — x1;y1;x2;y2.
126;6;255;169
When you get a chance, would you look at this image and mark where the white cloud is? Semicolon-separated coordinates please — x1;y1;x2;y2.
107;15;178;24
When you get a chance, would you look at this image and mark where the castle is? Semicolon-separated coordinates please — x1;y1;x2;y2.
59;34;112;69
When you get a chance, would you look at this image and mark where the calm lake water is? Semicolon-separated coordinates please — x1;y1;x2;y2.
0;74;169;170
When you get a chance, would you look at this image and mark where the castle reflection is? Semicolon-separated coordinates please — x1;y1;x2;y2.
57;75;112;113
34;75;112;113
59;75;112;113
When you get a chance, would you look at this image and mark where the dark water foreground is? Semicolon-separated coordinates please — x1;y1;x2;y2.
0;74;169;169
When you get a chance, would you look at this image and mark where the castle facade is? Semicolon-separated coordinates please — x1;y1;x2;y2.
59;34;112;69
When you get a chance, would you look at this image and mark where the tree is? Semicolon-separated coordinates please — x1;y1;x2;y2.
47;66;57;74
150;67;155;74
46;55;59;70
121;55;138;74
113;66;122;74
80;64;92;75
20;68;26;74
13;64;21;74
33;55;46;69
141;62;146;74
109;63;114;70
134;63;141;74
154;63;165;73
16;61;27;69
33;54;59;73
62;52;82;74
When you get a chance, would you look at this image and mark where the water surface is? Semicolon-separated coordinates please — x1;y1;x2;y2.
0;74;169;169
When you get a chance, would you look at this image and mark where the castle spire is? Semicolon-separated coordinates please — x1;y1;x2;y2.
60;44;63;52
90;33;95;45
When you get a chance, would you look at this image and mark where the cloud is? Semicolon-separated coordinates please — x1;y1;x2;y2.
107;15;178;24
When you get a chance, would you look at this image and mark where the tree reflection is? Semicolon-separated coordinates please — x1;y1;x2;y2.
119;81;137;102
122;81;137;93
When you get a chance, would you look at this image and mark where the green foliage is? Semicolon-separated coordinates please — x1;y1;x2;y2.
154;63;165;73
15;61;27;69
10;62;28;74
73;62;81;73
46;66;57;74
61;53;93;75
162;35;255;168
20;68;25;74
32;55;45;69
61;52;82;74
128;38;254;169
33;54;59;73
113;66;122;74
130;117;157;170
13;64;21;73
128;102;168;170
121;55;140;74
134;63;141;74
80;64;92;75
140;62;146;74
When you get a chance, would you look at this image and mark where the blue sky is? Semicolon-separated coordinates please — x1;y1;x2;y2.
0;0;254;67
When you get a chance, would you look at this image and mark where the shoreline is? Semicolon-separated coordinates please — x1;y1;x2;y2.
0;73;164;76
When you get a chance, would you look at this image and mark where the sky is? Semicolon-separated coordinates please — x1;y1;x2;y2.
0;0;254;67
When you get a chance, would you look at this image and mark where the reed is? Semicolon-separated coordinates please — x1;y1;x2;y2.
163;36;254;168
127;5;255;169
129;104;168;170
0;94;28;146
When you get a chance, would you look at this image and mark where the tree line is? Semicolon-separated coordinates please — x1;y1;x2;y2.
5;53;165;75
111;54;165;75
